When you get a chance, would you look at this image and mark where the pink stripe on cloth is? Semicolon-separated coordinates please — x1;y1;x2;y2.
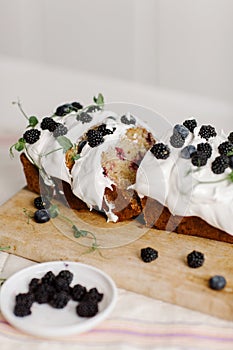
0;315;233;349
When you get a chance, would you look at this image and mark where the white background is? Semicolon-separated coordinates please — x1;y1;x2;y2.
0;0;233;103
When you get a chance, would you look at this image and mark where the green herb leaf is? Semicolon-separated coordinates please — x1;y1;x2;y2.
227;151;233;157
72;225;89;238
72;154;81;161
93;93;104;107
28;116;39;128
56;136;73;152
9;138;26;157
48;204;59;218
227;170;233;182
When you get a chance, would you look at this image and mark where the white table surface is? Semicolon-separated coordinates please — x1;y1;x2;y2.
0;54;233;350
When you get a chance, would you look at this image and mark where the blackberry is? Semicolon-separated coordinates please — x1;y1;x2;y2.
49;291;70;309
229;155;233;169
140;247;158;263
191;152;208;167
15;292;34;308
228;131;233;144
174;124;189;139
218;141;233;156
187;250;204;268
23;129;41;144
77;112;92;124
14;304;32;317
198;125;217;141
28;278;40;293
53;123;68;137
71;284;87;301
71;101;83;111
150;143;170;159
120;114;136;125
76;301;98;317
170;132;185;148
211;155;229;174
83;288;103;303
183;119;197;133
55;103;72;116
34;196;50;210
180;145;196;159
196;142;212;159
34;283;55;304
40;117;57;132
34;209;50;223
57;270;73;285
209;275;226;290
54;276;70;292
97;123;115;136
87;129;104;148
41;271;56;286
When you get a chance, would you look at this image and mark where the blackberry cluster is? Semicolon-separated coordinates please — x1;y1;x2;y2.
77;112;92;124
170;124;189;148
40;117;58;132
86;129;104;148
140;247;158;263
211;155;229;174
198;125;217;141
183;119;197;133
218;141;233;156
196;142;212;159
120;114;136;125
187;250;205;268
23;129;41;144
191;151;208;167
150;143;170;159
13;269;104;318
53;123;68;137
97;123;115;136
170;132;185;148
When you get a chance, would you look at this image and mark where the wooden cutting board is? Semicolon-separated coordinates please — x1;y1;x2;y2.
0;188;233;321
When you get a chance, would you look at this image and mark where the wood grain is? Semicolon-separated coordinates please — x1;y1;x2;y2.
0;188;233;321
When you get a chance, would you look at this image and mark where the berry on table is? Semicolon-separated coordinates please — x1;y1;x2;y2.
23;129;41;144
140;247;158;263
34;209;50;223
211;155;229;174
180;145;196;159
34;196;50;210
150;143;170;159
187;250;205;268
183;119;197;133
198;125;217;141
209;275;226;290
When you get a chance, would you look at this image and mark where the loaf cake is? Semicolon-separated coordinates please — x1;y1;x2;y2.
12;95;233;243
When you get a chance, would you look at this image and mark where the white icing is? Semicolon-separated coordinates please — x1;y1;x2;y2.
134;125;233;235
